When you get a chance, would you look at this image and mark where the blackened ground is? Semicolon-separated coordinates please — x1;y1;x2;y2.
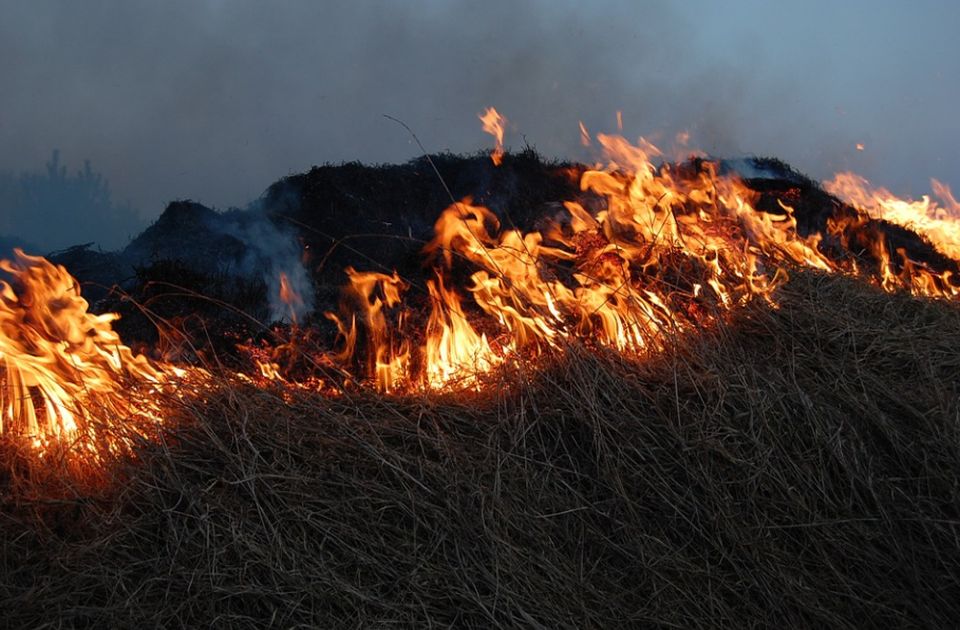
260;149;582;304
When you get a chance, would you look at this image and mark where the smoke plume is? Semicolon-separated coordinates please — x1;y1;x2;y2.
0;0;956;252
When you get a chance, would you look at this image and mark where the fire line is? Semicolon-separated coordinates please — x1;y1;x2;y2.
2;110;959;458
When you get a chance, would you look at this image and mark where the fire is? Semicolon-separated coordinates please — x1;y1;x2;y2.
326;123;858;391
826;173;960;261
0;249;170;454
479;107;507;166
327;267;411;392
279;271;304;323
322;110;960;391
5;106;960;456
579;121;591;147
253;270;300;380
423;275;500;388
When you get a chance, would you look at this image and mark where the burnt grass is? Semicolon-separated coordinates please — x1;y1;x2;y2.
2;270;960;628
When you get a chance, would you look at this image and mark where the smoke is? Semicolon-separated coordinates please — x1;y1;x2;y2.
218;208;314;323
0;0;957;249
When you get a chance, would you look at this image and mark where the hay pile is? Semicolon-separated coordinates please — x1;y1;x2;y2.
2;270;959;628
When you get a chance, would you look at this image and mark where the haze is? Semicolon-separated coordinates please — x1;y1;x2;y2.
1;0;957;251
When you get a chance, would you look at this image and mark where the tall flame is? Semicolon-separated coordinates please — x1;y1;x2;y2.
423;275;500;388
327;267;411;392
0;249;168;453
479;107;507;166
279;271;304;324
327;125;856;391
5;107;960;448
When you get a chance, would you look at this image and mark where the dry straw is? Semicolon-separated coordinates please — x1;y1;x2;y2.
2;270;960;627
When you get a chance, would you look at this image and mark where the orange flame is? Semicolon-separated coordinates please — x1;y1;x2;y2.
0;249;170;454
327;267;411;392
579;121;591;147
826;173;960;262
479;107;507;166
327;125;855;391
423;275;500;388
279;271;304;324
7;108;960;442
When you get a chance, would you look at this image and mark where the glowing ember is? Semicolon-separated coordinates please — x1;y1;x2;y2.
0;249;169;453
479;106;507;166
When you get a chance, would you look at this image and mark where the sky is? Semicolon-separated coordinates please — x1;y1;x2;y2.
1;0;958;250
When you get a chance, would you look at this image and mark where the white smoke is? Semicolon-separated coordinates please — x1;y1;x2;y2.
221;211;313;323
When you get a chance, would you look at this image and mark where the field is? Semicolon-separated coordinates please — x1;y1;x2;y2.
2;269;959;628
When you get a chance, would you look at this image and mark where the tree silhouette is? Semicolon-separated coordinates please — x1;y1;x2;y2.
0;150;143;252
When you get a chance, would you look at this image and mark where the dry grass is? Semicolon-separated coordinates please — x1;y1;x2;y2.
2;270;960;628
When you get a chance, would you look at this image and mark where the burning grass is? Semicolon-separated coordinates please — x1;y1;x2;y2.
2;269;959;627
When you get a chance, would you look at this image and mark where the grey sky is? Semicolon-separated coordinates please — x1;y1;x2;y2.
1;0;957;250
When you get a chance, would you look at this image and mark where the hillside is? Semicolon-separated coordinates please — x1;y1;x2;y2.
1;269;959;627
3;149;960;627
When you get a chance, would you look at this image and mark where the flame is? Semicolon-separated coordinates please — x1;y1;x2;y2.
279;271;304;324
7;107;960;453
327;267;411;392
326;124;854;391
323;110;960;392
257;360;282;380
479;107;507;166
826;173;960;261
423;275;500;388
0;249;170;454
